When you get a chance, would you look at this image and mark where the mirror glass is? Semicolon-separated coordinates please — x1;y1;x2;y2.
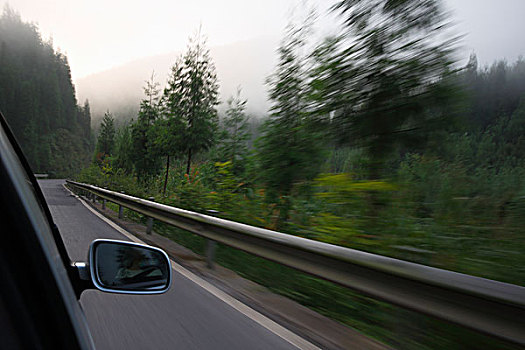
92;240;170;293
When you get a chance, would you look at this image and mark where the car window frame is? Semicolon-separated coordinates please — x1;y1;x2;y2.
0;111;95;349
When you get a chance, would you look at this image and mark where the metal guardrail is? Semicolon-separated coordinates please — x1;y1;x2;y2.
66;180;525;345
34;173;49;179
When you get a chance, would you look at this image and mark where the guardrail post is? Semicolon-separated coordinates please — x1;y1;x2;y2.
101;187;107;210
118;191;125;219
206;240;217;269
92;192;96;203
146;197;155;234
205;210;220;269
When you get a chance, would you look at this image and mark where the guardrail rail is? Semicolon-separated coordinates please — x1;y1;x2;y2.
66;180;525;345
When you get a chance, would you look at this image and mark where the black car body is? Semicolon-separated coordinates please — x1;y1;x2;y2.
0;112;170;349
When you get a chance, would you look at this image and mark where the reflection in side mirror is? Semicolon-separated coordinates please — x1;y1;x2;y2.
89;239;171;294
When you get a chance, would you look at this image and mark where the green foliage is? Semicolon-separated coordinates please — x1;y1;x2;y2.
166;168;209;213
256;14;326;226
311;0;463;177
395;155;525;284
48;128;91;177
113;123;134;174
217;88;251;175
130;73;162;181
205;161;246;216
161;30;219;175
76;163;145;198
0;6;91;176
312;173;397;248
95;111;115;160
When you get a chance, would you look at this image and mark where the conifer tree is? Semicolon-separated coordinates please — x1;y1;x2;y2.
95;111;115;160
257;14;325;227
162;30;219;176
219;88;250;174
131;72;162;181
114;123;134;173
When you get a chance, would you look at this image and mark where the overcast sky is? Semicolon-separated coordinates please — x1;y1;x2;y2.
3;0;525;81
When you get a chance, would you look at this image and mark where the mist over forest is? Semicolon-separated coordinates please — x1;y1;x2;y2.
77;37;279;127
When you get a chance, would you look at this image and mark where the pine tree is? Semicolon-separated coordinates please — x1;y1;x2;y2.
131;72;162;181
95;111;115;161
256;14;325;227
154;59;186;194
114;123;134;174
162;30;219;176
78;100;92;139
219;88;250;174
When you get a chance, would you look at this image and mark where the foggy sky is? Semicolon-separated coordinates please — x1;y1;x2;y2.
447;0;525;66
4;0;524;82
3;0;337;80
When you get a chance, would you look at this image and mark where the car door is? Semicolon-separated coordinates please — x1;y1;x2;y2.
0;112;95;349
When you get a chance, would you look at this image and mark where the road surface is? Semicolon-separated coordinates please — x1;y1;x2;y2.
39;179;300;350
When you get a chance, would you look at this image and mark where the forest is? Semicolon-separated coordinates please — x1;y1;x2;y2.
0;6;92;177
1;0;524;348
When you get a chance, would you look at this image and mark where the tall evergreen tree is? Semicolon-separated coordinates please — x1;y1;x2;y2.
155;60;186;194
257;15;325;226
95;111;115;161
113;123;134;173
131;72;162;181
219;88;250;174
162;30;219;175
78;100;92;139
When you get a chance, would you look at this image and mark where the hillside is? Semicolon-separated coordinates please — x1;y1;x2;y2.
0;8;92;176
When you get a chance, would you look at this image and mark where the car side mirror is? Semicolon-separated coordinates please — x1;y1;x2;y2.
88;239;171;294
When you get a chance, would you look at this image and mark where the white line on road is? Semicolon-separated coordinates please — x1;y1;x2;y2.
62;184;320;350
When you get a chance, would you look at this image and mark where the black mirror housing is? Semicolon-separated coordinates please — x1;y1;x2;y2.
89;239;172;294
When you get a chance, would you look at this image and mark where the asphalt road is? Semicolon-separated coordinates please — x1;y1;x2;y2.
39;179;299;350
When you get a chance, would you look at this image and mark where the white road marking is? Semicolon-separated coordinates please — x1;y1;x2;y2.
62;183;320;350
